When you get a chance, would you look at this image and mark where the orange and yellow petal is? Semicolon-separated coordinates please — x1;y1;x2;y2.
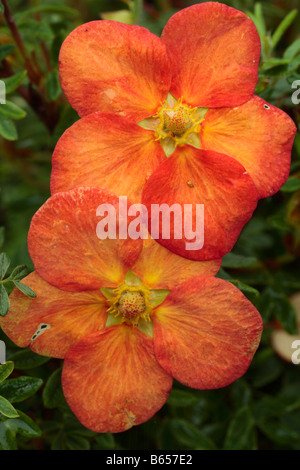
161;3;260;108
152;276;263;389
62;324;173;433
142;147;258;261
28;187;143;292
59;21;171;121
0;272;107;358
201;95;297;198
51;113;166;202
131;238;221;290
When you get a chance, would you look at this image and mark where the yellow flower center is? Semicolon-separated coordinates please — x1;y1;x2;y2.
107;283;152;325
138;95;207;157
118;291;146;320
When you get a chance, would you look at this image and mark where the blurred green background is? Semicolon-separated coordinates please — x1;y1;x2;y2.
0;0;300;450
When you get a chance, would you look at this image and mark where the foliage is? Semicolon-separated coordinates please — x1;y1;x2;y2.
0;0;299;450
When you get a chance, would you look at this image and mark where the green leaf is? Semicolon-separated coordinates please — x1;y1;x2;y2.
0;117;18;141
284;37;300;59
0;421;17;450
5;410;41;439
66;433;90;450
258;418;300;445
230;280;260;302
230;379;252;409
0;44;15;62
258;288;297;334
0;284;10;317
46;70;61;101
15;4;79;21
261;57;291;71
0;395;19;418
167;389;199;408
0;100;26;120
252;395;300;422
249;348;284;388
281;176;300;192
93;433;115;449
10;265;29;280
0;376;43;403
170;418;217;449
0;252;10;279
271;10;298;50
223;407;256;450
222;253;257;268
7;349;50;370
51;429;67;450
13;281;36;298
43;368;64;408
0;227;4;249
0;362;14;384
18;20;54;40
2;71;27;94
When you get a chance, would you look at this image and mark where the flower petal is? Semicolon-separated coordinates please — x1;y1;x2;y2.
28;187;143;292
201;96;297;198
161;2;260;108
131;238;221;289
142;147;258;261
153;276;263;389
51;113;165;202
59;21;171;121
0;272;107;358
62;324;173;433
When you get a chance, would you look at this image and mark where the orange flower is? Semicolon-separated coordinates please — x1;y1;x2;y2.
0;187;263;432
50;2;296;261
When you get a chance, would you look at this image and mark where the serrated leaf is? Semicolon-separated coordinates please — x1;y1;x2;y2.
43;368;64;408
170;418;217;449
0;285;10;317
0;376;43;403
0;117;18;140
0;395;19;418
2;71;27;94
5;410;41;438
7;349;50;370
0;100;26;120
0;44;15;62
0;362;13;384
0;252;10;279
13;281;36;298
